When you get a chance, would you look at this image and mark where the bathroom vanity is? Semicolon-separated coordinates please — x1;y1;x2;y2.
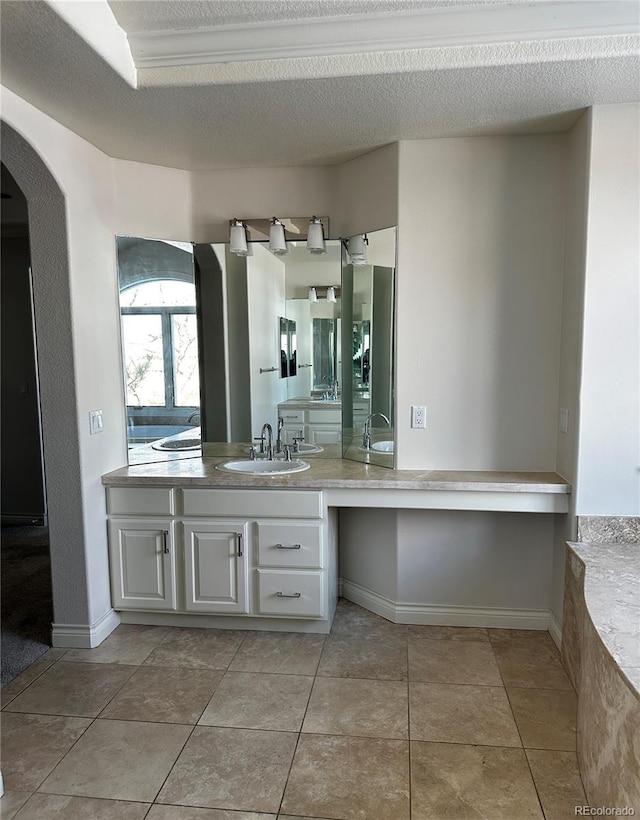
103;456;570;634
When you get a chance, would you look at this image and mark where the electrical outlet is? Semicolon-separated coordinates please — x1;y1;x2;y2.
559;408;569;434
89;409;104;435
411;405;426;429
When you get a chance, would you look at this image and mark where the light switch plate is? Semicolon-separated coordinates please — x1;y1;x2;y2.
89;409;104;435
559;408;569;434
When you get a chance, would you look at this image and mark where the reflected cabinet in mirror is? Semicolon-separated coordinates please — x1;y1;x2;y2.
341;227;396;467
115;228;395;467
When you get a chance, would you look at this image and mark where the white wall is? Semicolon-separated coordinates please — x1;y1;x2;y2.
575;103;640;515
396;510;555;611
191;166;336;244
334;143;399;237
395;135;568;471
1;87;194;635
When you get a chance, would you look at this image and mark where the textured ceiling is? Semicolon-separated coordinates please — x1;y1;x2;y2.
1;1;638;170
108;0;494;31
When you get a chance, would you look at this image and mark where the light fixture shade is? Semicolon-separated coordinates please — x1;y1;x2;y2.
348;234;367;265
307;217;326;254
326;286;337;303
230;219;249;255
309;287;318;303
269;217;288;255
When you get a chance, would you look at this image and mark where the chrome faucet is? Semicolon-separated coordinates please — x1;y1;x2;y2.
275;416;284;454
261;422;274;460
362;412;390;449
187;411;200;425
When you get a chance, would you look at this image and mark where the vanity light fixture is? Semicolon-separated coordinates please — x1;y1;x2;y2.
326;286;337;303
308;287;318;303
307;216;326;255
269;217;288;255
229;218;249;255
348;234;368;265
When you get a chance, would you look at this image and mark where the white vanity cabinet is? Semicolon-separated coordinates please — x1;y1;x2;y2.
182;520;249;614
105;485;337;631
278;403;342;445
107;518;177;611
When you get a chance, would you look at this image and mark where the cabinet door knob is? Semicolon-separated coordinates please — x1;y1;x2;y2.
274;543;302;550
276;591;301;598
162;530;170;554
237;532;243;557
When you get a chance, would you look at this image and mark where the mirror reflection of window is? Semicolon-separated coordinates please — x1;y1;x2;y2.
116;237;201;463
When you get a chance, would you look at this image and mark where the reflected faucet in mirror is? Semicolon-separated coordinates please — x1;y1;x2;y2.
362;412;390;449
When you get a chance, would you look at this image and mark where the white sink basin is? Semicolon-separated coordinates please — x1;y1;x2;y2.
216;459;310;475
359;440;394;453
152;438;201;451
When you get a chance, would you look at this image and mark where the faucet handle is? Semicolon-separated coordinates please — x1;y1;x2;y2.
253;435;265;454
292;433;305;453
283;445;292;462
248;445;257;461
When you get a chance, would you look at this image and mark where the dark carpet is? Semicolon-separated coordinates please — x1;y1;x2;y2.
1;525;53;686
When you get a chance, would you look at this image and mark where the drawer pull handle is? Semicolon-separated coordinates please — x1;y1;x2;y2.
282;415;299;419
237;532;243;557
276;591;301;598
274;543;302;550
162;530;170;554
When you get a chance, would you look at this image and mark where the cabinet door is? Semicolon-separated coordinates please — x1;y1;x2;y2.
182;521;249;614
307;426;342;444
108;519;177;610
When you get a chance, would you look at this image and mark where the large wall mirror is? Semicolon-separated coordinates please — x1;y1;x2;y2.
116;227;395;467
341;227;396;467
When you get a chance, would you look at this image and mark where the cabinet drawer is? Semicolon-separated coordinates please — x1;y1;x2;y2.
107;487;175;516
182;489;322;519
257;570;324;617
307;409;341;425
257;522;322;568
279;409;305;424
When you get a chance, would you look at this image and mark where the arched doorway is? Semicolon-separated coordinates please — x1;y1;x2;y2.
1;121;90;656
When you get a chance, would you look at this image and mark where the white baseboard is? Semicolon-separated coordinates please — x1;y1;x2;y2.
52;608;120;649
548;612;563;649
341;579;552;631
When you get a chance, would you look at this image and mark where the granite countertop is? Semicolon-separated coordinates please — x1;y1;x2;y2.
103;455;570;494
568;541;640;695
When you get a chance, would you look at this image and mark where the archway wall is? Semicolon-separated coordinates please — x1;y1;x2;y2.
1;87;194;643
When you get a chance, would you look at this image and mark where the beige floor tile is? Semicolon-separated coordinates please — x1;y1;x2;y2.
317;635;408;680
12;793;150;819
3;662;135;717
145;628;245;670
408;638;502;685
489;628;557;646
1;659;57;708
39;719;191;802
199;671;312;731
63;625;169;665
100;666;223;724
146;807;276;819
408;625;489;642
157;726;297;813
526;749;587;820
330;599;407;639
281;733;410;820
491;632;574;689
302;676;408;738
508;687;577;750
0;790;31;819
409;681;521;746
411;740;544;820
1;712;91;791
228;632;325;675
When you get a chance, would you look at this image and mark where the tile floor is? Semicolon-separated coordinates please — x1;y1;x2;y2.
0;600;588;819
